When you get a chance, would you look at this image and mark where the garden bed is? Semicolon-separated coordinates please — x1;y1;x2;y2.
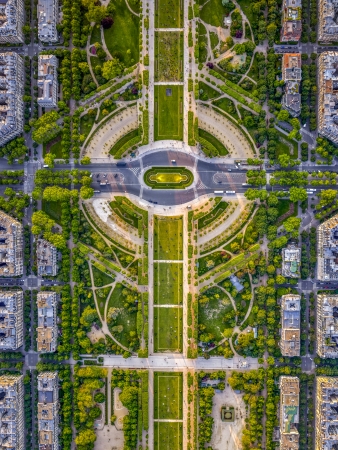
144;167;193;189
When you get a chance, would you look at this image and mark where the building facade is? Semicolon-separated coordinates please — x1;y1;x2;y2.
37;0;59;42
282;53;302;117
0;290;23;350
282;244;301;278
318;52;338;145
317;213;338;280
317;294;338;358
0;0;24;43
0;210;23;277
37;372;59;450
0;374;24;450
315;377;338;449
318;0;338;42
0;52;24;146
37;291;58;353
279;376;299;450
280;294;301;357
37;238;58;276
281;0;302;42
37;55;58;108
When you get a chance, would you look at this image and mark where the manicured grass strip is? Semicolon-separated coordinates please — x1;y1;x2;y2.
97;257;122;274
198;129;228;156
154;85;183;141
154;307;183;352
42;200;62;223
92;264;115;287
155;0;183;28
109;129;140;157
200;0;227;27
154;372;183;420
154;215;183;260
103;0;139;67
144;167;193;189
154;422;183;450
214;251;260;283
198;201;229;229
154;262;183;305
155;31;183;82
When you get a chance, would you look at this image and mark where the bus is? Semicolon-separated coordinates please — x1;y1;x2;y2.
214;191;224;195
225;191;236;194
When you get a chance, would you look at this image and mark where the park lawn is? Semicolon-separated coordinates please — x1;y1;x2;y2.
155;31;183;82
90;24;102;46
110;200;138;228
42;200;62;223
198;21;208;63
198;201;229;229
199;81;221;100
154;372;183;420
200;0;226;27
103;0;139;67
276;199;297;224
197;250;231;277
154;422;183;450
275;130;298;159
109;129;140;156
107;283;138;348
80;111;97;140
210;31;219;50
154;306;182;352
43;135;63;158
154;85;183;141
232;273;251;316
96;286;112;318
199;129;228;156
213;98;239;120
237;0;255;25
198;287;234;342
246;53;259;82
92;265;115;287
154;215;183;260
155;0;183;28
97;102;117;123
154;262;183;305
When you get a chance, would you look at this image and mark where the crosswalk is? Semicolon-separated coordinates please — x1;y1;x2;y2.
128;167;141;177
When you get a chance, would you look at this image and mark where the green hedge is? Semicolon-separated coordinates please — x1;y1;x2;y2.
144;167;194;189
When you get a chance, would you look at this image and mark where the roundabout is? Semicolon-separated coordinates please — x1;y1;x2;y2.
144;166;194;189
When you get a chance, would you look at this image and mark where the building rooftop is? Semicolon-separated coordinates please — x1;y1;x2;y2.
37;372;59;450
0;374;24;450
0;52;24;146
280;294;301;357
282;54;302;117
37;0;58;43
318;52;338;144
37;238;58;277
281;0;302;42
282;244;300;278
317;213;338;280
315;377;338;449
0;290;23;350
0;0;24;43
279;376;299;450
317;294;338;358
319;0;338;41
36;291;58;353
37;55;58;108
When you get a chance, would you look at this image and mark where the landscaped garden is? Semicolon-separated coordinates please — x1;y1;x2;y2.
154;215;183;260
153;262;183;305
154;85;183;141
144;167;193;189
154;372;183;419
155;31;183;82
197;200;228;229
154;307;182;352
197;250;231;276
198;129;228;156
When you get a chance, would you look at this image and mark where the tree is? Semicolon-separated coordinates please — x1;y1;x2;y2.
80;186;94;199
283;217;301;237
102;58;124;80
32;211;55;234
317;189;337;208
94;392;105;403
75;429;96;446
276;110;289;122
31;111;61;144
101;16;114;29
44;153;56;168
80;156;91;165
289;187;308;202
86;5;107;24
278;154;291;168
276;275;286;284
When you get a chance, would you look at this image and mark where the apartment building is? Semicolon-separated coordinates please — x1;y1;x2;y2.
0;210;23;277
282;53;302;117
0;290;23;350
281;0;302;42
315;377;338;449
317;213;338;280
316;294;338;358
318;52;338;145
282;244;301;278
0;0;24;43
37;238;58;276
37;55;58;108
279;376;299;450
318;0;338;42
37;0;59;42
37;372;59;450
0;52;24;146
280;294;301;357
0;374;24;450
36;291;58;353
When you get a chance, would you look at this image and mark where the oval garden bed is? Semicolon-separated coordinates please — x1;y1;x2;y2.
144;167;194;189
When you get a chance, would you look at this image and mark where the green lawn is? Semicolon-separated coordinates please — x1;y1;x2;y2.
155;31;183;82
103;0;139;67
199;129;228;156
154;307;182;352
92;265;115;287
97;103;117;123
154;85;183;141
42;200;62;223
90;24;102;46
96;286;112;318
154;372;183;419
275;131;298;159
43;135;63;158
154;262;183;305
237;0;255;25
154;215;183;260
210;31;219;49
155;0;183;28
109;129;140;156
154;422;183;450
107;283;138;349
199;81;220;100
198;21;208;63
246;53;259;82
80;111;97;140
198;201;228;229
213;98;239;120
200;0;226;26
197;250;231;277
198;287;234;342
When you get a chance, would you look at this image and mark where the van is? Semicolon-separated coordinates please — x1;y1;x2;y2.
116;162;126;167
43;164;49;168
